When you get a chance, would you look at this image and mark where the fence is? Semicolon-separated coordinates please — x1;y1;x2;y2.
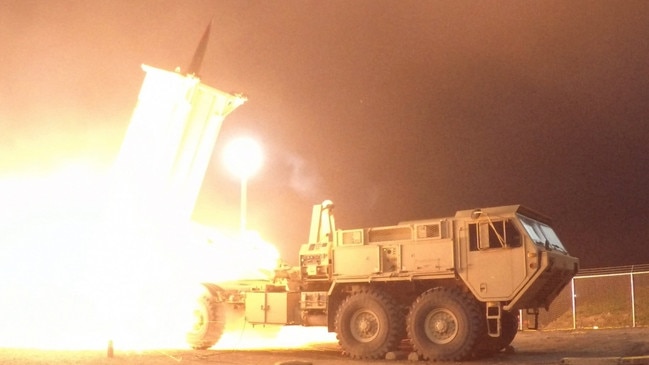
523;264;649;330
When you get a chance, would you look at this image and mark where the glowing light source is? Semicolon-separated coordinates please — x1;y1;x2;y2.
223;137;263;234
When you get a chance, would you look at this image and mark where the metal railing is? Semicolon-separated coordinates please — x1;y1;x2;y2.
524;264;649;330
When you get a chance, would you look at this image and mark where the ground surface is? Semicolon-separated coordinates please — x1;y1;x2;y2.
2;327;649;365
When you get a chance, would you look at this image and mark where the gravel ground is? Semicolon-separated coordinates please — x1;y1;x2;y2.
2;327;649;365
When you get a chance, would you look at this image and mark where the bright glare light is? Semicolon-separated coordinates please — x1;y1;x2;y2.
223;137;263;180
0;163;283;351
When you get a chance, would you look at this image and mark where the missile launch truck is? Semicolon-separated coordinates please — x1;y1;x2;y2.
116;25;577;362
187;200;579;361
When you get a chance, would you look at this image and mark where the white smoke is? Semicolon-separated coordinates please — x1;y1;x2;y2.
285;153;324;200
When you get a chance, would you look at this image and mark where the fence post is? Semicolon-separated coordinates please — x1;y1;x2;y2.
630;270;636;327
571;277;576;330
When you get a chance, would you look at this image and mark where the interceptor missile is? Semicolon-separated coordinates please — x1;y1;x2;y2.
186;20;212;76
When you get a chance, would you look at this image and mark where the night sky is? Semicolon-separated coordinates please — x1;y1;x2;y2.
2;1;648;268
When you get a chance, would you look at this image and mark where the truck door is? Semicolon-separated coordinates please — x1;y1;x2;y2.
463;219;526;300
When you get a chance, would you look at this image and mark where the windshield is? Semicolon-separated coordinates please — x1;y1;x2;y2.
517;214;568;253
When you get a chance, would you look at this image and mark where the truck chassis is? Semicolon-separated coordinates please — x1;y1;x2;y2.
187;201;578;361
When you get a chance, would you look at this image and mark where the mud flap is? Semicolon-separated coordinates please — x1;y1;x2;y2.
526;308;540;330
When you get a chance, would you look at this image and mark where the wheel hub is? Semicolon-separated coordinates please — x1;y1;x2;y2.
359;318;370;332
424;308;458;344
433;318;448;333
351;310;379;342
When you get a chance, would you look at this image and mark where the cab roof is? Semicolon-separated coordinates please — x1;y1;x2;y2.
455;204;552;225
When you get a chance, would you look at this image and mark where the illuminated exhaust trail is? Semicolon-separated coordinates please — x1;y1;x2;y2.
0;25;269;350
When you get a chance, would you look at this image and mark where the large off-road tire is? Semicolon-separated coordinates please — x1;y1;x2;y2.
406;287;484;361
475;310;519;355
334;288;403;359
186;288;226;350
500;311;519;349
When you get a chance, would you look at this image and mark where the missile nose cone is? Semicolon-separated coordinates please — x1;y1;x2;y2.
186;19;212;76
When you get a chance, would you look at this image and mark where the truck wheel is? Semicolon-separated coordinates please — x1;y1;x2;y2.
406;287;483;361
186;288;226;350
476;310;518;355
499;311;519;349
334;289;402;359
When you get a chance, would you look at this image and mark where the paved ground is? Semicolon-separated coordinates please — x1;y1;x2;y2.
1;327;648;365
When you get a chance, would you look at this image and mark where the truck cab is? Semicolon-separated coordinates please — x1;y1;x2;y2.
455;205;578;312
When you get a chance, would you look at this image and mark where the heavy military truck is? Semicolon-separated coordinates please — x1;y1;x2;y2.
187;200;579;361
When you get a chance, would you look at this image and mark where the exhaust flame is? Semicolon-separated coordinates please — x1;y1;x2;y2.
0;162;282;350
213;326;338;350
